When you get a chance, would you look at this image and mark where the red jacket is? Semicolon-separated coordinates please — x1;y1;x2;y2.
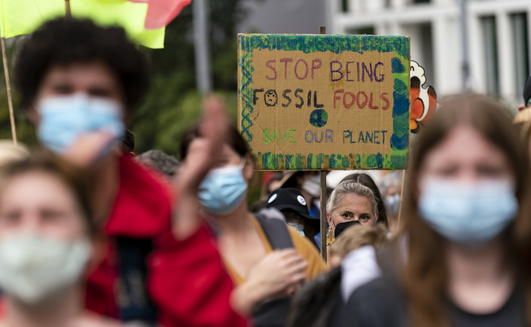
85;155;247;327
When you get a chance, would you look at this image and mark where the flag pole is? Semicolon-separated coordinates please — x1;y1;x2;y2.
1;38;17;146
65;0;71;17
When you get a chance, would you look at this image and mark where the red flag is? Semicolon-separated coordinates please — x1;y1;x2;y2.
127;0;192;29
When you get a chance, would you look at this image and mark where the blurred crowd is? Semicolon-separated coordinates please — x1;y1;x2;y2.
1;16;531;327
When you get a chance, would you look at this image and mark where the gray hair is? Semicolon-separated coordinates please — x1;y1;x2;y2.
327;180;378;219
380;171;403;197
135;150;180;177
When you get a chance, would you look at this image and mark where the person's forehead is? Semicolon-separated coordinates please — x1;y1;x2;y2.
43;61;119;86
423;125;504;167
335;193;373;212
0;171;77;206
219;143;240;158
386;184;400;195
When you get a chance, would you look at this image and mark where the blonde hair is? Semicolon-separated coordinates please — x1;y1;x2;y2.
327;180;378;219
329;224;388;259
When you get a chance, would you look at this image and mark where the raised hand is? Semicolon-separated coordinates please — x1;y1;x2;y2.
176;96;229;194
62;131;117;167
173;95;231;239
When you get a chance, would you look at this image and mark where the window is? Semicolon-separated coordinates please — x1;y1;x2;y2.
511;13;529;100
481;16;499;96
419;23;435;85
341;0;348;12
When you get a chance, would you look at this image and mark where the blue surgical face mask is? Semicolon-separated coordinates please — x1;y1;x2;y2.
198;158;248;215
418;179;518;246
37;94;125;154
385;194;400;216
288;223;305;236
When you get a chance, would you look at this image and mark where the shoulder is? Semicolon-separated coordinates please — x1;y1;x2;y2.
106;156;173;237
288;226;323;259
342;276;407;327
288;227;329;277
351;275;400;300
340;245;382;301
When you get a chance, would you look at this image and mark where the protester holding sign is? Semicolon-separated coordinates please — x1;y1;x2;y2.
339;173;389;228
343;95;531;327
179;124;328;327
14;18;246;327
326;180;381;249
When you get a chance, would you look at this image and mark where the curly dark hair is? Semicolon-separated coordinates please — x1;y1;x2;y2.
120;129;136;154
136;149;180;178
15;18;150;112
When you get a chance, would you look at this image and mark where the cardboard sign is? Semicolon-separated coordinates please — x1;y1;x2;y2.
238;34;410;170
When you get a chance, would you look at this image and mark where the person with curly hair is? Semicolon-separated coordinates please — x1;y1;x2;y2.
15;18;246;327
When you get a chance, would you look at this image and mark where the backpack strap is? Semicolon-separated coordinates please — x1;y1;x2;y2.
252;208;296;327
116;237;157;324
254;208;294;250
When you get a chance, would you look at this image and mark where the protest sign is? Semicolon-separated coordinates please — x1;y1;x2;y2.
238;34;410;170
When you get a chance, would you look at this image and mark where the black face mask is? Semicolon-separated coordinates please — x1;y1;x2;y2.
334;220;361;239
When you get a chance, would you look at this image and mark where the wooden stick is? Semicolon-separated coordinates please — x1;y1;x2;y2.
397;170;406;226
319;25;327;261
319;170;327;261
65;0;71;17
1;38;17;146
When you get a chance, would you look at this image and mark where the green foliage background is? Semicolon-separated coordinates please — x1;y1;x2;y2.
0;0;247;155
0;0;263;205
131;0;246;155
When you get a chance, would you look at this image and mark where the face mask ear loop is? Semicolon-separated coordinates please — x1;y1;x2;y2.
239;157;247;170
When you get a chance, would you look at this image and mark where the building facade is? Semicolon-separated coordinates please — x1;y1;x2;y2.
238;0;326;35
326;0;531;106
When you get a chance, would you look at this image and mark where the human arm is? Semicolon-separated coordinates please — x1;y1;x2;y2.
149;227;248;327
173;96;229;239
230;249;308;316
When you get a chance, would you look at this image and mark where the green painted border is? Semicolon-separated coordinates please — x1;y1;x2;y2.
237;34;410;170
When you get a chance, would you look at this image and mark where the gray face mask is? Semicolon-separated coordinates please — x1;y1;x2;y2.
302;175;320;199
0;233;91;304
385;194;400;216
